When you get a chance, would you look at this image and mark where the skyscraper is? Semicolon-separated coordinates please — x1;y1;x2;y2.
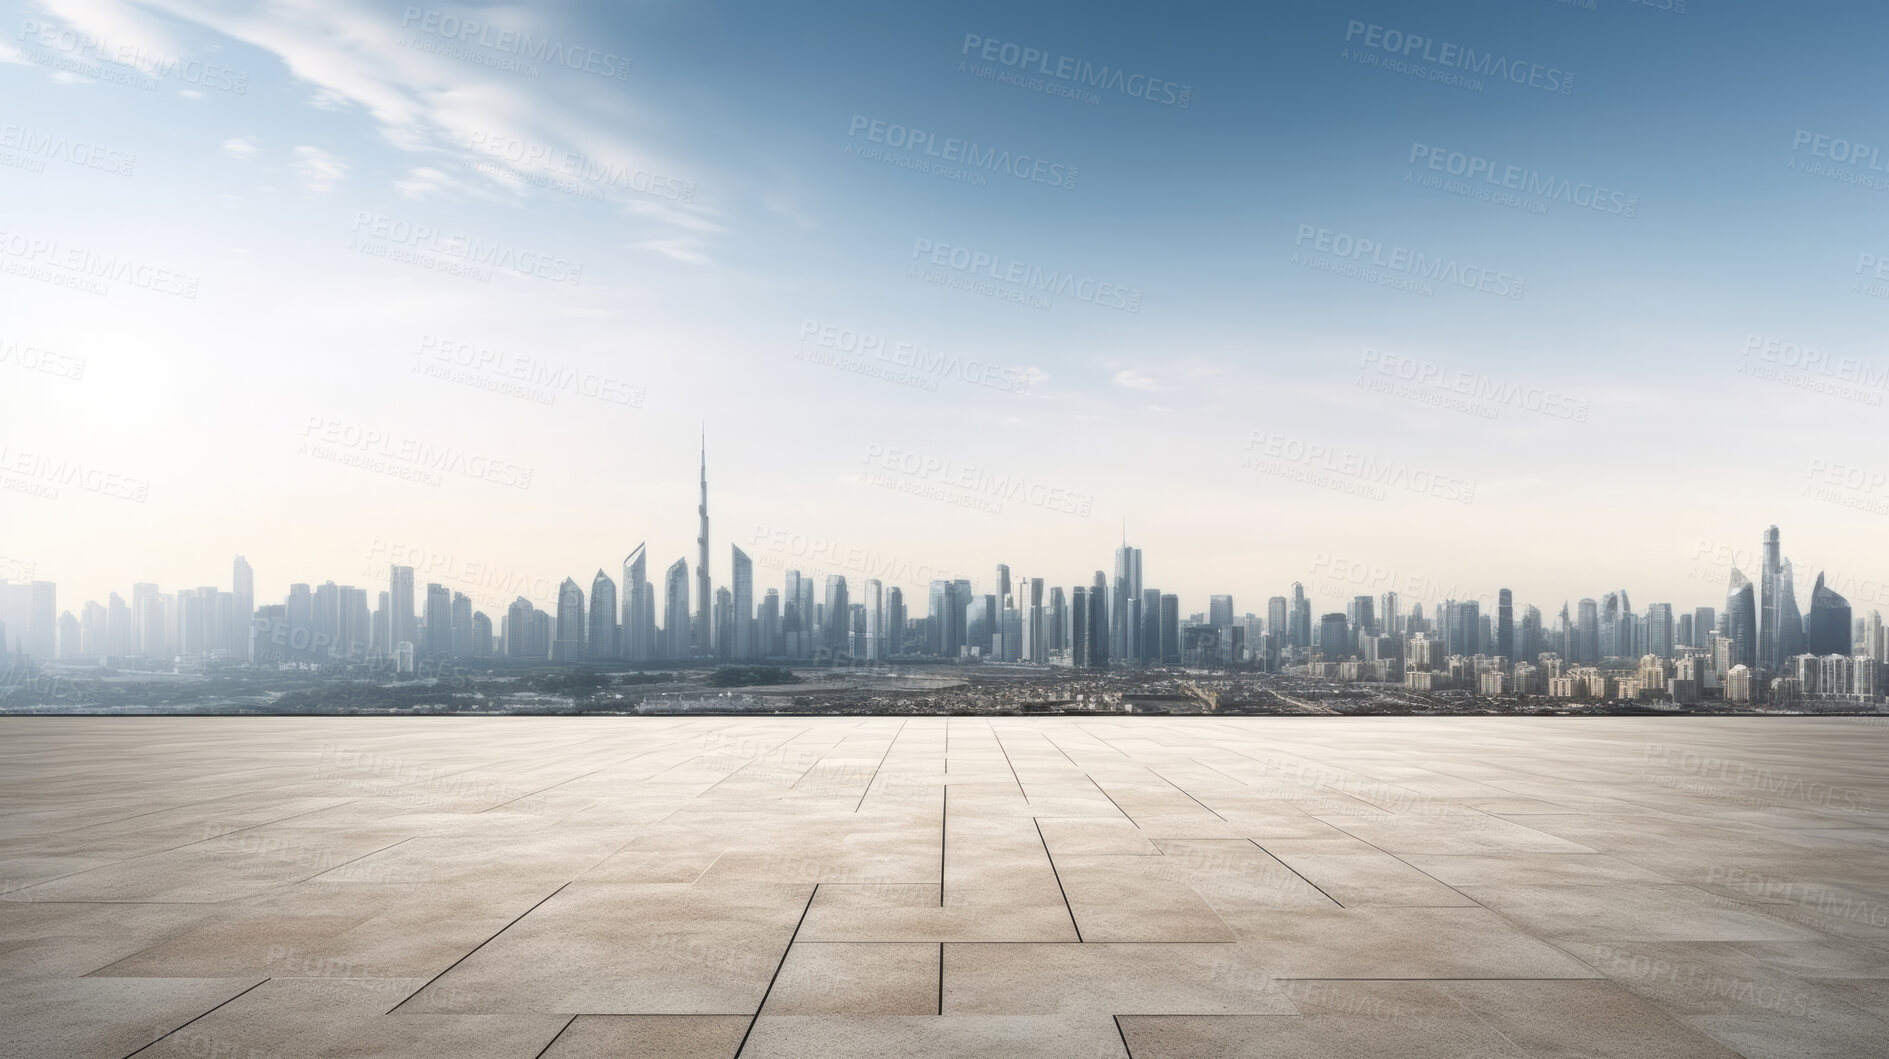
1160;593;1180;664
451;592;473;656
1647;603;1674;659
731;545;754;661
789;571;811;658
824;574;850;658
1071;587;1089;668
472;611;493;656
1760;525;1782;672
1693;606;1716;646
1290;583;1311;650
1726;569;1758;670
389;565;416;656
1780;559;1805;663
1806;573;1852;656
505;597;543;659
1140;587;1161;665
554;578;586;662
589;570;618;659
1497;589;1514;659
759;589;781;657
1576;599;1599;664
1319;612;1351;660
1210;595;1235;629
1047;586;1065;653
694;433;713;656
887;586;906;657
232;555;254;661
1348;595;1375;638
862;578;884;662
1090;570;1110;667
1112;543;1142;659
623;544;652;661
664;559;690;661
424;583;452;657
714;587;733;660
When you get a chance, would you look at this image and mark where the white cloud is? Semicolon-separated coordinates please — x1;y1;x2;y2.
391;165;454;200
763;192;817;231
1113;369;1162;392
221;135;260;160
635;238;713;266
177;87;204;99
290;145;348;191
37;0;716;246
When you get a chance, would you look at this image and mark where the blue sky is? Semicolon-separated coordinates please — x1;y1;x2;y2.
6;0;1889;620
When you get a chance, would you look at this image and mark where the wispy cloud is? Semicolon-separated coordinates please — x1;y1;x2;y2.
35;0;718;240
635;237;713;266
1113;369;1162;392
290;144;348;191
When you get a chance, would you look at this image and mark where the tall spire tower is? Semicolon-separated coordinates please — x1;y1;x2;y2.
695;427;711;655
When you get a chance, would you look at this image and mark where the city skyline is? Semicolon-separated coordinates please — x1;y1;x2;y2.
9;424;1889;643
7;491;1877;678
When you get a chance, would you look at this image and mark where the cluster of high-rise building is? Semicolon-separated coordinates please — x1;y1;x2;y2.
6;450;1883;710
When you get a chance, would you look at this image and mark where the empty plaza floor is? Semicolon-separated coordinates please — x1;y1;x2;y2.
2;716;1886;1058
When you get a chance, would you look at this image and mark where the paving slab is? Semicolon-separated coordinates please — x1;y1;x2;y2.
2;715;1886;1058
